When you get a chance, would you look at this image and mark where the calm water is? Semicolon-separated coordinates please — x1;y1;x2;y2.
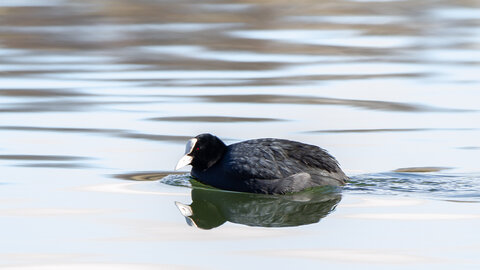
1;0;480;269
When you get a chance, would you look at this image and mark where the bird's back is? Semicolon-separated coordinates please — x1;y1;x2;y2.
224;138;347;182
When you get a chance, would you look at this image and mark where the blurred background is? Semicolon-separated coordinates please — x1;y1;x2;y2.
0;0;479;269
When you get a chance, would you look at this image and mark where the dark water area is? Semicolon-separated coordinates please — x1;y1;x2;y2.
1;0;480;269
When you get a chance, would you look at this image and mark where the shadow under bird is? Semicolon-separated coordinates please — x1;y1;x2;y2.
175;133;348;194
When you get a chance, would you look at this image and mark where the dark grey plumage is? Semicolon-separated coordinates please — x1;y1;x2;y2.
178;134;347;194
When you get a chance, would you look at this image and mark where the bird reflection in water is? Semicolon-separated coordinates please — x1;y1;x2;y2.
175;187;342;230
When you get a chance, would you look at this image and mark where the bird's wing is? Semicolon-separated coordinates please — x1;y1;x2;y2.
224;138;346;181
224;139;337;180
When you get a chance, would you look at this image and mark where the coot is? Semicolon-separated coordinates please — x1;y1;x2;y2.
175;133;347;194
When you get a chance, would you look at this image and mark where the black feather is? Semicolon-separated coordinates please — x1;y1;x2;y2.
185;134;347;194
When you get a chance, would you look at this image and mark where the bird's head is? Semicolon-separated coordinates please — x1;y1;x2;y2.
175;133;227;171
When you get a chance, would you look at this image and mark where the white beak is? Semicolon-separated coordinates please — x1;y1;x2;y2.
175;155;193;170
175;138;197;170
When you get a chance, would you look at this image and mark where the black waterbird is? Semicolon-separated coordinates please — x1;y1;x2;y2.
175;133;347;194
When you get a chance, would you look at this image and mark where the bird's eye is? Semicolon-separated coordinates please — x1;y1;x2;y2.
196;147;200;151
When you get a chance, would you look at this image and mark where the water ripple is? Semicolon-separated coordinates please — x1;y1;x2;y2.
158;172;480;202
347;172;480;202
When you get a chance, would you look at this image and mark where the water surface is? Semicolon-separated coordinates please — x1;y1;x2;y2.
0;0;479;269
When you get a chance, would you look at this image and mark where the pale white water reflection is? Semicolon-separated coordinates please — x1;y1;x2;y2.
0;0;480;269
230;29;416;48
